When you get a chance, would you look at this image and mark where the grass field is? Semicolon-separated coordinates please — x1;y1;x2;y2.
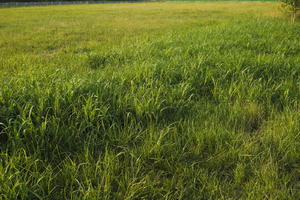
0;2;300;199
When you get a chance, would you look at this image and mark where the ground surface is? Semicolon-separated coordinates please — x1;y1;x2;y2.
0;2;300;199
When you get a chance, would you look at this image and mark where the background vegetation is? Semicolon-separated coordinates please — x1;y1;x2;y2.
0;0;279;3
0;0;146;3
0;0;142;3
0;2;299;199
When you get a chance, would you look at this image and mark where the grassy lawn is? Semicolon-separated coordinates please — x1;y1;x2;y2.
0;2;300;199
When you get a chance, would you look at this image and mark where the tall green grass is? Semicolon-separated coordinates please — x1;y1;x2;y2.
0;2;299;199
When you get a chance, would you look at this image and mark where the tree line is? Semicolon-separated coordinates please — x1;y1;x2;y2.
0;0;141;2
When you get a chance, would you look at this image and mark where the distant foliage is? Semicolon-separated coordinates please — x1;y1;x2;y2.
281;0;299;9
281;0;300;22
1;0;140;2
281;0;297;5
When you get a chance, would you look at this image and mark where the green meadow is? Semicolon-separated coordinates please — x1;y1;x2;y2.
0;2;300;199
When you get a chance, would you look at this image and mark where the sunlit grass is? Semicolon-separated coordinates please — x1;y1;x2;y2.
0;2;300;199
